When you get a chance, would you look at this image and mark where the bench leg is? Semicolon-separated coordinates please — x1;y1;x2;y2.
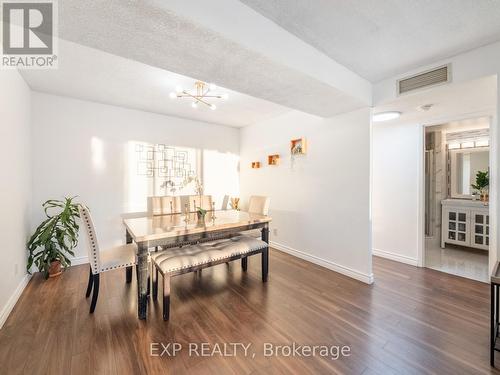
126;266;133;283
241;257;248;271
262;248;269;282
152;265;158;301
163;274;171;321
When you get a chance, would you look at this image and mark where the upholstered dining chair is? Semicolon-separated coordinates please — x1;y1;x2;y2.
147;196;181;215
237;196;270;270
237;196;271;239
78;205;137;313
248;195;270;216
221;195;230;210
188;195;213;211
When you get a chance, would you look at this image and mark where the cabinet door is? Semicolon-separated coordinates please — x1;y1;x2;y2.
471;210;489;250
444;208;469;246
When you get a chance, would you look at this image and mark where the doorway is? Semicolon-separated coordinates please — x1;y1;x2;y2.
423;117;490;282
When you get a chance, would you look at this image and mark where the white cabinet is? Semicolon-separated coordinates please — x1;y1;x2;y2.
471;210;490;250
442;208;469;246
441;199;489;250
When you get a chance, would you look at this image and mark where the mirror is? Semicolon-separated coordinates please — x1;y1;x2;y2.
450;148;489;198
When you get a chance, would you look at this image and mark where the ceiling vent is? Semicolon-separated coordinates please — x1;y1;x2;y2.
397;65;451;95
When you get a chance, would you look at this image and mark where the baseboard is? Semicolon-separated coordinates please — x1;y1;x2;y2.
0;273;31;330
270;241;374;284
70;255;89;266
372;248;418;266
0;256;88;328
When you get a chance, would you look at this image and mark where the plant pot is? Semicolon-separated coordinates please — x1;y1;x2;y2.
48;260;63;278
480;192;489;204
197;212;206;221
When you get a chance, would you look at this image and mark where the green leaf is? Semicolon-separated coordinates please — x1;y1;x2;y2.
471;170;489;191
27;197;82;274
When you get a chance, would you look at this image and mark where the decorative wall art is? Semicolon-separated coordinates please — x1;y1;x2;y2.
268;154;280;166
290;138;307;155
251;161;261;169
135;143;196;191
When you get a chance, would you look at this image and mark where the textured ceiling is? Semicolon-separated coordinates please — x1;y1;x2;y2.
20;40;289;128
56;0;366;118
240;0;500;82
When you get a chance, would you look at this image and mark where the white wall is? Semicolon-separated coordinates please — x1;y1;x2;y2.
240;108;373;283
31;92;240;262
0;70;32;328
374;41;500;273
372;122;422;265
374;41;500;105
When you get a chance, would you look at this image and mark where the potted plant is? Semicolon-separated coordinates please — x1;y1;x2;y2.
196;207;207;220
471;170;489;203
27;197;80;278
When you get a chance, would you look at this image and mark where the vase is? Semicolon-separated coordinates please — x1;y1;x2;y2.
480;191;489;205
48;260;62;278
231;197;240;210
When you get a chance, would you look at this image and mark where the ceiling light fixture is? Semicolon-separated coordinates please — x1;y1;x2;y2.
372;111;401;122
170;81;228;110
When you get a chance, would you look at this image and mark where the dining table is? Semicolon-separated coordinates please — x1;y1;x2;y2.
123;209;271;319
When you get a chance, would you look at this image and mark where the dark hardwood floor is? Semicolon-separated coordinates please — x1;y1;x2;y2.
0;249;498;374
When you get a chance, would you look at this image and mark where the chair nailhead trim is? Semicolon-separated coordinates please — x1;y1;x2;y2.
101;261;136;272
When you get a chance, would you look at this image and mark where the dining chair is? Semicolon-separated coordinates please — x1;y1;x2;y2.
237;196;271;239
221;195;230;210
147;196;181;215
237;196;271;270
248;195;271;216
78;205;138;313
188;195;213;211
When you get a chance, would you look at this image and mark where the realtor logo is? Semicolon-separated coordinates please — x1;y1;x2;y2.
1;0;58;68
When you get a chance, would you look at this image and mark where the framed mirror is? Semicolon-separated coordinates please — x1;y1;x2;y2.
449;147;489;198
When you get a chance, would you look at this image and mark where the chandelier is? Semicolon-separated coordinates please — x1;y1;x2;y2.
169;81;228;110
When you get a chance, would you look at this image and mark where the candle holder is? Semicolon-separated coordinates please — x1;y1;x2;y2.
183;203;190;223
211;202;217;221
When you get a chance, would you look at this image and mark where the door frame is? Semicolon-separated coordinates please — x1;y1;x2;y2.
418;113;497;276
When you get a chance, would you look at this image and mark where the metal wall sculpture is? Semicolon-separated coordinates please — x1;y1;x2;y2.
135;143;196;189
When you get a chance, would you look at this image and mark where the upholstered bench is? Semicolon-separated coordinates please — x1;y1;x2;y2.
151;236;269;320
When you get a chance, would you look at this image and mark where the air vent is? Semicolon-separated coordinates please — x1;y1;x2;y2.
397;65;450;95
